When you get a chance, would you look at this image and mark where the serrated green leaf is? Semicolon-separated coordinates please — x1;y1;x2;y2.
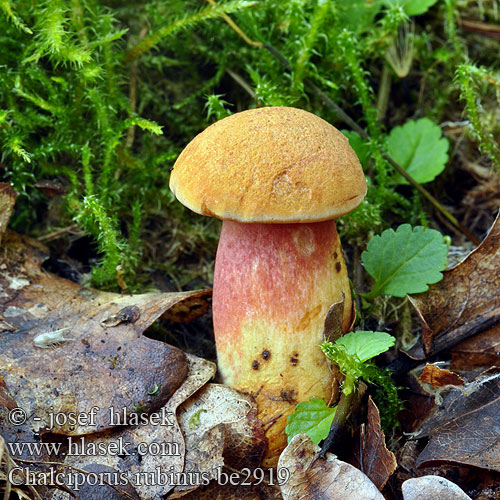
342;130;370;168
335;331;396;363
362;224;448;298
386;118;449;184
285;397;336;444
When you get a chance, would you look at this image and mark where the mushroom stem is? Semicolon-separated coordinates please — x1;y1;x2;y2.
213;219;353;465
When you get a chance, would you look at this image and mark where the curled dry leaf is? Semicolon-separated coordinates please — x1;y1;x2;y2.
59;354;216;500
323;295;347;341
415;373;500;471
171;383;266;497
222;397;267;471
278;434;384;500
402;475;472;500
0;230;211;435
451;323;500;371
418;364;465;388
351;397;397;490
409;214;500;356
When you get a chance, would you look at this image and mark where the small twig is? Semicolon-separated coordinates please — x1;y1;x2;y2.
227;68;257;100
319;388;355;457
205;0;263;47
1;437;42;500
37;224;81;243
383;155;481;245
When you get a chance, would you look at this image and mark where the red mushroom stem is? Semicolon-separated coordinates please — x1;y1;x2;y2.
212;219;352;465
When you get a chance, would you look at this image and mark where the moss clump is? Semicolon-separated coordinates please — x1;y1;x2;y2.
1;0;497;289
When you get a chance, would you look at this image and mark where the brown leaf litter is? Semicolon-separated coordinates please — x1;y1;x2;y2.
278;434;384;500
351;397;397;490
409;213;500;356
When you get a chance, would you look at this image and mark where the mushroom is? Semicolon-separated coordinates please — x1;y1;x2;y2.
169;106;366;465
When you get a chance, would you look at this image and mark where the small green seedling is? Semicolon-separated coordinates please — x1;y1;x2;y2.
188;408;207;430
286;330;395;446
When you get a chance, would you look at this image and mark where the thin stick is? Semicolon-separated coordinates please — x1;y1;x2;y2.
319;388;355;457
227;69;257;99
205;0;263;47
37;224;80;242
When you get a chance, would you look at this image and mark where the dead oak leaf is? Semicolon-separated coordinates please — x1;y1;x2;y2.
0;230;211;436
451;323;500;371
419;364;465;388
278;434;384;500
170;383;266;497
415;373;500;471
409;214;500;356
57;354;216;500
351;396;397;490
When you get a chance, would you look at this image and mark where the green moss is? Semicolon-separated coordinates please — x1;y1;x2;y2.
1;0;497;290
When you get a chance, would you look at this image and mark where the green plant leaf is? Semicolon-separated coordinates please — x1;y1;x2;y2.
337;0;383;33
285;397;336;444
403;0;439;16
386;118;449;184
342;130;370;168
362;224;448;298
335;331;396;363
383;0;439;16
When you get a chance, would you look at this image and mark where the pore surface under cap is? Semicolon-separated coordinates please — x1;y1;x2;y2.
169;106;367;223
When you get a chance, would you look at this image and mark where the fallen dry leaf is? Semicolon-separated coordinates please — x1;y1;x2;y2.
409;214;500;355
351;397;397;490
323;296;345;341
168;425;225;499
0;230;211;435
222;396;267;471
451;323;500;371
171;383;266;497
56;354;216;500
415;373;500;471
278;434;384;500
402;475;472;500
419;364;465;388
180;481;283;500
